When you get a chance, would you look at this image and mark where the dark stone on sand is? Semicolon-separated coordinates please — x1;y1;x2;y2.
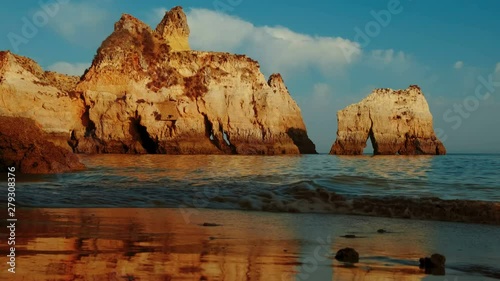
0;116;85;174
341;234;357;238
419;253;446;275
377;229;387;233
335;248;359;263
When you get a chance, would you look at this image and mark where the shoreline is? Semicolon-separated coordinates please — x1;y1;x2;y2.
1;207;499;280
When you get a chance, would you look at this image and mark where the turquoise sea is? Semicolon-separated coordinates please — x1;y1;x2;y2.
13;154;500;216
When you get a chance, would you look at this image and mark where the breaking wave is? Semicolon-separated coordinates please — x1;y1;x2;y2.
7;154;500;225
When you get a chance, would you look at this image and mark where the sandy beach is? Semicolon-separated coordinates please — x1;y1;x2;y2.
1;208;499;281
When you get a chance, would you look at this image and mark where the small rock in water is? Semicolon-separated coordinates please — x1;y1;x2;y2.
377;229;387;233
341;234;357;238
419;253;446;275
335;248;359;263
430;254;446;267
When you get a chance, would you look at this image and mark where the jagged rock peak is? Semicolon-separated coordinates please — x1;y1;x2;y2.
115;13;152;34
0;51;79;92
155;6;190;51
268;73;283;86
330;85;446;155
0;50;44;78
268;73;288;93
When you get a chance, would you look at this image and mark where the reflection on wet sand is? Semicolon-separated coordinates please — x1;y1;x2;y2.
2;208;301;281
1;208;498;281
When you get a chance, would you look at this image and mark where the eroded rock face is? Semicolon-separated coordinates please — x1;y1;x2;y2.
73;8;316;155
330;85;445;155
155;6;190;51
0;51;85;150
0;116;85;174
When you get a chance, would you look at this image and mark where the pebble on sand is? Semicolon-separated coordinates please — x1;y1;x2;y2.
335;248;359;263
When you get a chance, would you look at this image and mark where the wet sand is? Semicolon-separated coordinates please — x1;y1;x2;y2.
1;208;499;281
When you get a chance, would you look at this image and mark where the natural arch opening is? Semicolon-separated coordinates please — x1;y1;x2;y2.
363;138;373;155
363;129;376;155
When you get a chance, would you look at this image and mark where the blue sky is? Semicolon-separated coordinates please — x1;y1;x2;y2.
1;0;499;153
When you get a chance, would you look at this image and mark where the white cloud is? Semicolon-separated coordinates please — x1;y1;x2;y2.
48;1;108;43
47;62;90;76
152;8;362;76
148;8;424;79
365;49;412;73
187;9;255;52
369;49;408;65
454;61;464;69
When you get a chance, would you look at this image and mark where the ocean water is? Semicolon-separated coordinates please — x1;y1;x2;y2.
12;154;500;218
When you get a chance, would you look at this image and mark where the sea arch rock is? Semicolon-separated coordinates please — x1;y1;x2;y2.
330;85;446;155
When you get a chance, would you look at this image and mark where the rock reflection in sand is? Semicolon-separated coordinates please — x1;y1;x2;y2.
1;208;499;281
2;208;301;281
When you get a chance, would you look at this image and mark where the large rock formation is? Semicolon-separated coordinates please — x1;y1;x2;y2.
330;85;446;155
0;51;85;150
72;7;316;155
0;6;315;156
0;116;85;174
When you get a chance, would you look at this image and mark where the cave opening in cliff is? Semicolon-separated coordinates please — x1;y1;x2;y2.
202;114;237;154
221;125;237;154
81;105;96;137
203;114;219;147
204;115;215;140
129;116;158;154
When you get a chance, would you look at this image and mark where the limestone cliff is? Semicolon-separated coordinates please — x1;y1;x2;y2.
0;51;85;150
330;85;446;155
0;6;314;155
